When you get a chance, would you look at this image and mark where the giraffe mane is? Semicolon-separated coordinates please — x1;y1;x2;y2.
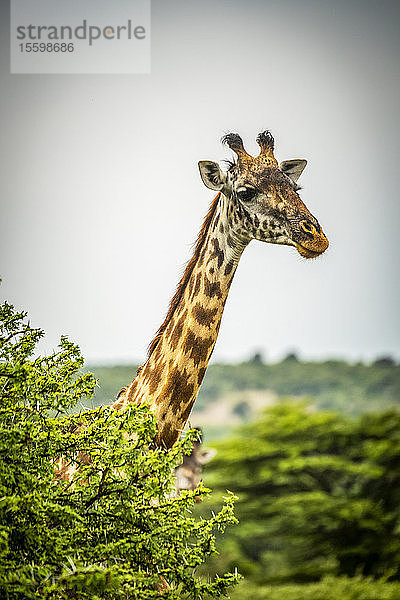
147;192;221;359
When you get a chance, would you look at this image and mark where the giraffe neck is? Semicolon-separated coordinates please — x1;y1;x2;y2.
114;192;249;447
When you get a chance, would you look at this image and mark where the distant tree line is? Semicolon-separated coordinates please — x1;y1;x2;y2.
87;355;400;420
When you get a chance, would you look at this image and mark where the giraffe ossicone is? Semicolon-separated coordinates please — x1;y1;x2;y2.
115;130;329;448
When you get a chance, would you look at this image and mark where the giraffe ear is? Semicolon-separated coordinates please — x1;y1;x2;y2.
196;448;217;464
279;159;307;183
198;161;227;191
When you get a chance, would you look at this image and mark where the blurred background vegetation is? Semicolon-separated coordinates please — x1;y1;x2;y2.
83;354;400;598
85;353;400;441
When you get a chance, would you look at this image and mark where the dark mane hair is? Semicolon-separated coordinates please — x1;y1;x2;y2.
147;193;221;358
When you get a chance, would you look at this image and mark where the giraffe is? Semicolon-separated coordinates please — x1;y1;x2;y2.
114;130;329;449
174;427;216;496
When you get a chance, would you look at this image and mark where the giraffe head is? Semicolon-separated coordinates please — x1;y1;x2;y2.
174;428;216;494
198;131;329;258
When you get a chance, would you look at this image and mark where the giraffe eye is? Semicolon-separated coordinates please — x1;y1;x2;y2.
301;221;314;234
237;187;256;202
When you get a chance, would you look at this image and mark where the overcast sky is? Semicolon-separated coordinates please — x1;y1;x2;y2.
1;0;399;365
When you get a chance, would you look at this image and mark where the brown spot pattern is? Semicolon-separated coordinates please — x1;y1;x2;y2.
159;366;195;408
155;420;179;449
192;304;218;327
180;401;195;424
169;314;185;347
210;237;225;268
203;275;222;299
182;328;215;366
147;363;164;396
224;260;234;276
197;366;207;386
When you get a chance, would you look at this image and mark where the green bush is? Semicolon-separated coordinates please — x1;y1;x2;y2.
0;300;239;599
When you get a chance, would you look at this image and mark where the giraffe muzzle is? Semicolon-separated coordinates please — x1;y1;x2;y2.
296;232;329;259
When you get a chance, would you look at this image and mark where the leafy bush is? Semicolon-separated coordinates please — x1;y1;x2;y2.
0;300;239;599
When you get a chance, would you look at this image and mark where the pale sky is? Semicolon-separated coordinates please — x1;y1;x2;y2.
1;0;399;365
